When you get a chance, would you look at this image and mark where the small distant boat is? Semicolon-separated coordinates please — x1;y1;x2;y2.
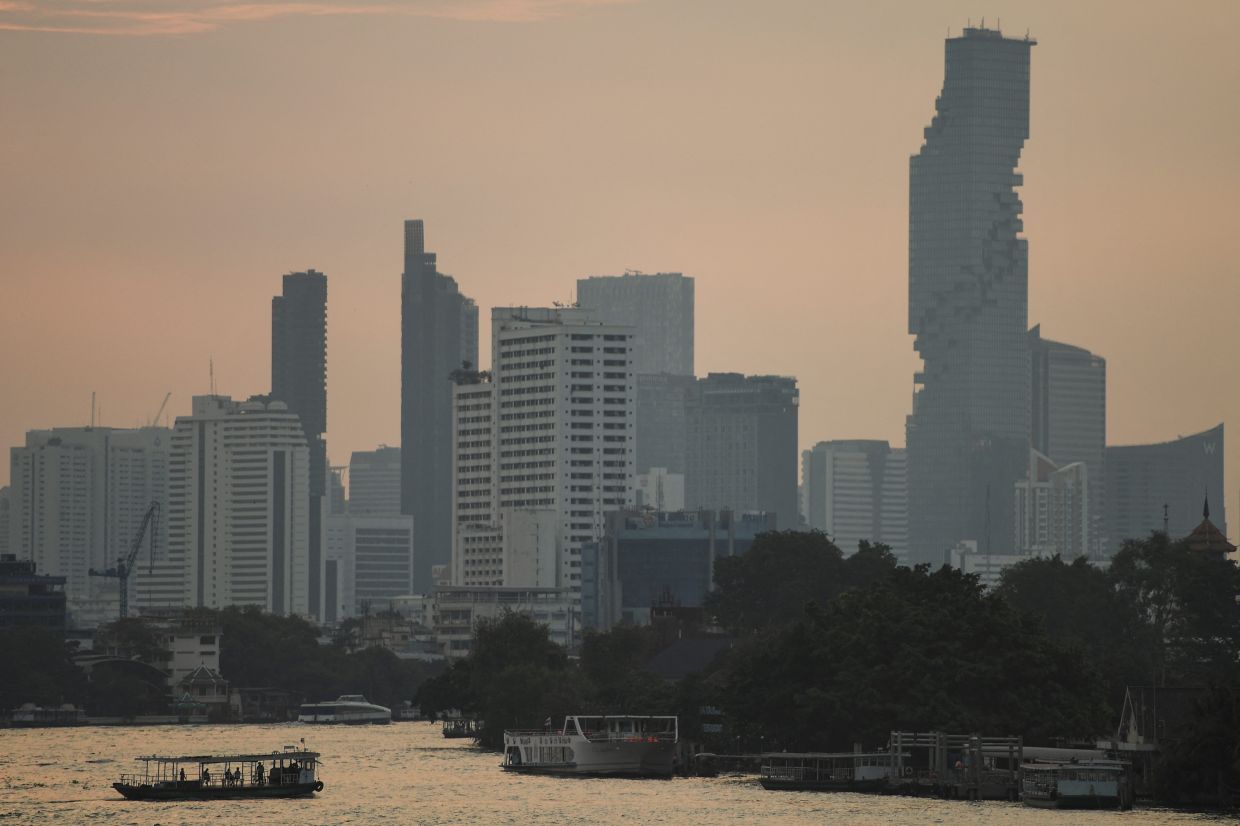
394;701;423;722
112;744;322;801
298;694;391;724
502;715;679;777
1021;760;1132;810
442;718;481;738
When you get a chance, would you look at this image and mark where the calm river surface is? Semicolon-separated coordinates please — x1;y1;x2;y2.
0;722;1228;824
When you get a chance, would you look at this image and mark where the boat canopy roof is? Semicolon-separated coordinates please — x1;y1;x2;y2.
570;715;677;720
135;750;319;764
762;752;897;760
1021;761;1124;772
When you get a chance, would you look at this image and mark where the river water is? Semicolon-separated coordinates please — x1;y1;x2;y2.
0;722;1226;824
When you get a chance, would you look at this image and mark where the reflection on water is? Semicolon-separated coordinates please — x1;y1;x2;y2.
0;723;1219;824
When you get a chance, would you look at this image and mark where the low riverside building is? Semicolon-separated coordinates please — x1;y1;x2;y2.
948;541;1054;589
581;510;775;630
0;554;67;631
432;586;573;659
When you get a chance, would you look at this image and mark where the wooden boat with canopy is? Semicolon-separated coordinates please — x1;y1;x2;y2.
112;743;323;800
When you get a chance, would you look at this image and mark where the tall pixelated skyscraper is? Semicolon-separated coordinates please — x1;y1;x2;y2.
401;220;478;591
906;27;1035;563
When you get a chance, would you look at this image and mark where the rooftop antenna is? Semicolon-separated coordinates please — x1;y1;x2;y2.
1163;503;1169;533
209;358;216;396
90;391;96;428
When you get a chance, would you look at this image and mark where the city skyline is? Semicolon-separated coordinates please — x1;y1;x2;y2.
1;2;1237;530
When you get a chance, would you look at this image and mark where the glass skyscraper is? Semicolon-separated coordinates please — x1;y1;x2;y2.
906;27;1035;564
401;220;478;592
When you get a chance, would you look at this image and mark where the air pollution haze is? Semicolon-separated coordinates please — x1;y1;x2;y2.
1;0;1237;514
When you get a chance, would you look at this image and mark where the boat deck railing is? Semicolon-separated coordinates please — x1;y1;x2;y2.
505;728;676;743
119;772;311;788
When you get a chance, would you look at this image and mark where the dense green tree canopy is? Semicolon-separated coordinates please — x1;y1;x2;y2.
705;532;897;632
717;563;1108;751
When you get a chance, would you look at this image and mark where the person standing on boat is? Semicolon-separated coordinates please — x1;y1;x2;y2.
202;767;211;786
179;768;186;783
254;762;265;786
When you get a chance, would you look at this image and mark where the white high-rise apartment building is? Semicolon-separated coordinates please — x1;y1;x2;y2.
141;395;319;618
449;373;559;588
8;426;170;624
801;440;908;563
486;307;636;597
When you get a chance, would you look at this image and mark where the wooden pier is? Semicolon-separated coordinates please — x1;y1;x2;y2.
758;731;1023;801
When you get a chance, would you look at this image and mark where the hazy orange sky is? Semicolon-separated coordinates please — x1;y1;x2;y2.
2;0;1238;523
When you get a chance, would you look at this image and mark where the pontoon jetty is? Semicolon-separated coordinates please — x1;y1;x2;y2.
112;743;323;800
503;715;678;777
1021;759;1133;810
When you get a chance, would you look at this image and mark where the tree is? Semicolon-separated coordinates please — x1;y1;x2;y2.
580;624;676;713
95;617;169;665
706;531;846;632
717;564;1109;750
465;612;585;747
705;532;900;634
1109;532;1240;680
0;627;86;710
995;554;1157;717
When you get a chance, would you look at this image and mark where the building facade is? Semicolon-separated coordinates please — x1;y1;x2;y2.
401;219;479;592
448;371;560;589
348;446;402;515
8;425;170;625
906;27;1036;564
582;509;776;630
325;513;415;622
271;268;328;618
801;440;909;562
1105;424;1225;548
0;554;67;631
0;487;9;559
635;373;695;476
1014;450;1089;558
575;272;694;376
684;373;799;529
489;307;637;600
1029;325;1106;553
140;395;319;618
433;586;573;659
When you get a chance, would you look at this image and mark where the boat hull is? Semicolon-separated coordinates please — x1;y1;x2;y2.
113;781;321;801
759;777;889;793
503;735;676;778
1022;794;1121;810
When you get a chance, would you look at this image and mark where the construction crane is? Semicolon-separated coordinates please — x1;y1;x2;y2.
151;392;171;426
89;500;160;620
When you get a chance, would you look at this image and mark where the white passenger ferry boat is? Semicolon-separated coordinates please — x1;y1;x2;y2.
503;715;678;777
298;694;391;724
